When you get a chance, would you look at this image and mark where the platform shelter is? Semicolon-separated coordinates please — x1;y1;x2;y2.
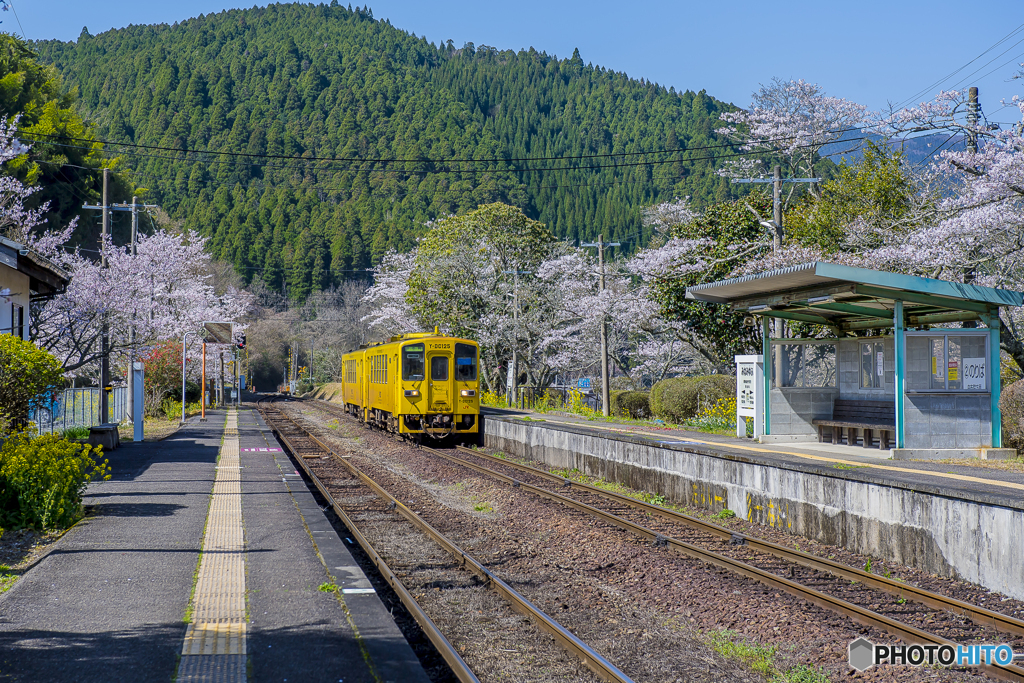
686;262;1023;459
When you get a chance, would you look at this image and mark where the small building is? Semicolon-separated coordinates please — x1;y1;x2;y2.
686;262;1022;459
0;236;69;340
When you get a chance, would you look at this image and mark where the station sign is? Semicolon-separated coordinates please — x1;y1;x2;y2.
734;355;764;439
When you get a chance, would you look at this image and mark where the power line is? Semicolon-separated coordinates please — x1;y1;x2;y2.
22;131;878;179
22;124;865;168
894;22;1024;110
4;0;26;40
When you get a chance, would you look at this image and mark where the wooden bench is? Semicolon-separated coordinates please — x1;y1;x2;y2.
812;399;895;450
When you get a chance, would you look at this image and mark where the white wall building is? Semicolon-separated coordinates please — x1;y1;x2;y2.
0;236;69;340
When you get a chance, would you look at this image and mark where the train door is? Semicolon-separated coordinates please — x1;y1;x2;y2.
427;351;451;412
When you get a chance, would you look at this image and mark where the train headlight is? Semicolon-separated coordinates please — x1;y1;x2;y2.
460;389;476;397
404;389;420;397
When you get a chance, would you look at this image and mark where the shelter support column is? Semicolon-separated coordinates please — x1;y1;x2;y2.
986;308;1002;448
894;300;905;449
761;316;771;435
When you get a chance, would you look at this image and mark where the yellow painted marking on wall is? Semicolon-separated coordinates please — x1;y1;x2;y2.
539;417;1024;494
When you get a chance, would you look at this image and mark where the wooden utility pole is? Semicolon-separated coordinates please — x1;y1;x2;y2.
84;190;160;425
581;234;620;416
100;168;110;424
964;86;979;323
967;86;980;155
732;168;821;364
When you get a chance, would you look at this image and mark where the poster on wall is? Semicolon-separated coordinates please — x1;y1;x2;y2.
962;357;986;391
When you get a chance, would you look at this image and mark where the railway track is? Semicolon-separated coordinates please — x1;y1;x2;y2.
412;443;1024;682
300;396;1024;681
257;398;635;683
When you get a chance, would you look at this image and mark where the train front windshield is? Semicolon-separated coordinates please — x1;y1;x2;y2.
455;343;477;381
403;344;425;380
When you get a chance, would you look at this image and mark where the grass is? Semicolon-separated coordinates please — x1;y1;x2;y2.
318;582;338;592
832;462;866;470
0;564;16;594
926;456;1024;472
707;629;831;683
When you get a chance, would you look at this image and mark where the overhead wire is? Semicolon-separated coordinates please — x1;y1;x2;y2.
23;124;866;166
893;22;1024;110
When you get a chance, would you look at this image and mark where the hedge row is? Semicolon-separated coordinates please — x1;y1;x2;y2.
609;391;651;419
650;375;735;424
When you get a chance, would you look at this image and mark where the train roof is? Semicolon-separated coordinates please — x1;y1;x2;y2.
345;331;477;355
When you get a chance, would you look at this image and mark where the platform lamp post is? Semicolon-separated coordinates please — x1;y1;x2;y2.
180;330;198;425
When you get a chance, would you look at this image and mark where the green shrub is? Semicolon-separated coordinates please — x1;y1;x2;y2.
1000;379;1024;453
61;426;91;440
650;375;734;423
0;335;64;434
0;430;110;530
611;391;650;419
161;398;203;420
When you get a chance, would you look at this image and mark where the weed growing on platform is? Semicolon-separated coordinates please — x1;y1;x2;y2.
0;564;14;593
318;582;338;592
0;430;110;530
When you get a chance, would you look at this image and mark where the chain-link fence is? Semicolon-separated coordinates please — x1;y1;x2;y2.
515;386;602;412
29;387;129;435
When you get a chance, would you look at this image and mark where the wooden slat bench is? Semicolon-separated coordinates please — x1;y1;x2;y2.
812;399;895;450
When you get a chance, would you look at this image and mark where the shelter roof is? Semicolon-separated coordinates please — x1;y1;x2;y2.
0;236;70;297
684;262;1022;332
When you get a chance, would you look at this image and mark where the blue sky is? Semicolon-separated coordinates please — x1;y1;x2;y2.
9;1;1024;124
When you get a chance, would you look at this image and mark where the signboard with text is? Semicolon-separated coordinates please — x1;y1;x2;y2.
735;355;764;439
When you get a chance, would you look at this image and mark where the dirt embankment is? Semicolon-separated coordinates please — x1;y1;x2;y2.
304;382;345;402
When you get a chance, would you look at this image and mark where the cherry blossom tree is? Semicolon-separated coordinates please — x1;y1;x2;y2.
0;119;251;375
719;78;870;199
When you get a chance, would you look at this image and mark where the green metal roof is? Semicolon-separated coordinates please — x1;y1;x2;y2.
685;262;1021;332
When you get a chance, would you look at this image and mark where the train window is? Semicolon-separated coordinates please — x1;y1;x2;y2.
403;344;425;381
455;343;477;381
431;356;449;381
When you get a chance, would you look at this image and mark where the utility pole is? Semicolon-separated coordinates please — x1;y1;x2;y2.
732;169;821;348
964;86;980;323
966;86;980;155
100;169;110;424
502;270;532;408
83;190;159;425
581;235;620;417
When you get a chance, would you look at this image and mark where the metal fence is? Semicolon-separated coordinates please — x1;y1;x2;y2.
29;387;129;435
515;386;601;413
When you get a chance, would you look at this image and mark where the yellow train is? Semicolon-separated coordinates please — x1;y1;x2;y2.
341;330;481;443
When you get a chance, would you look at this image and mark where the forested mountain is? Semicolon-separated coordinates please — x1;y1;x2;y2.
33;3;741;300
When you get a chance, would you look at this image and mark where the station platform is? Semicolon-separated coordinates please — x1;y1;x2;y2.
0;408;429;683
481;407;1024;601
486;408;1024;509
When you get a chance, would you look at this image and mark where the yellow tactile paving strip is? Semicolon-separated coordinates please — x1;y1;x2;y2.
178;409;247;680
533;416;1024;494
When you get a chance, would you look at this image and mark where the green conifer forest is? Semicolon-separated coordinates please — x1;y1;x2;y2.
33;3;741;300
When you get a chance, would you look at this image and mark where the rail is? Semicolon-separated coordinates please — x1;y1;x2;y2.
256;398;480;683
407;444;1024;682
452;445;1024;640
259;398;635;683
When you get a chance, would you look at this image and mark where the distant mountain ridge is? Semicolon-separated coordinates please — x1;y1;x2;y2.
33;3;741;300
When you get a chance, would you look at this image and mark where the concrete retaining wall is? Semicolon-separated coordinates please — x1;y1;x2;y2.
486;417;1024;600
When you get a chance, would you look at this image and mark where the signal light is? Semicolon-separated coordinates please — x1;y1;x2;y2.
236;334;246;350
